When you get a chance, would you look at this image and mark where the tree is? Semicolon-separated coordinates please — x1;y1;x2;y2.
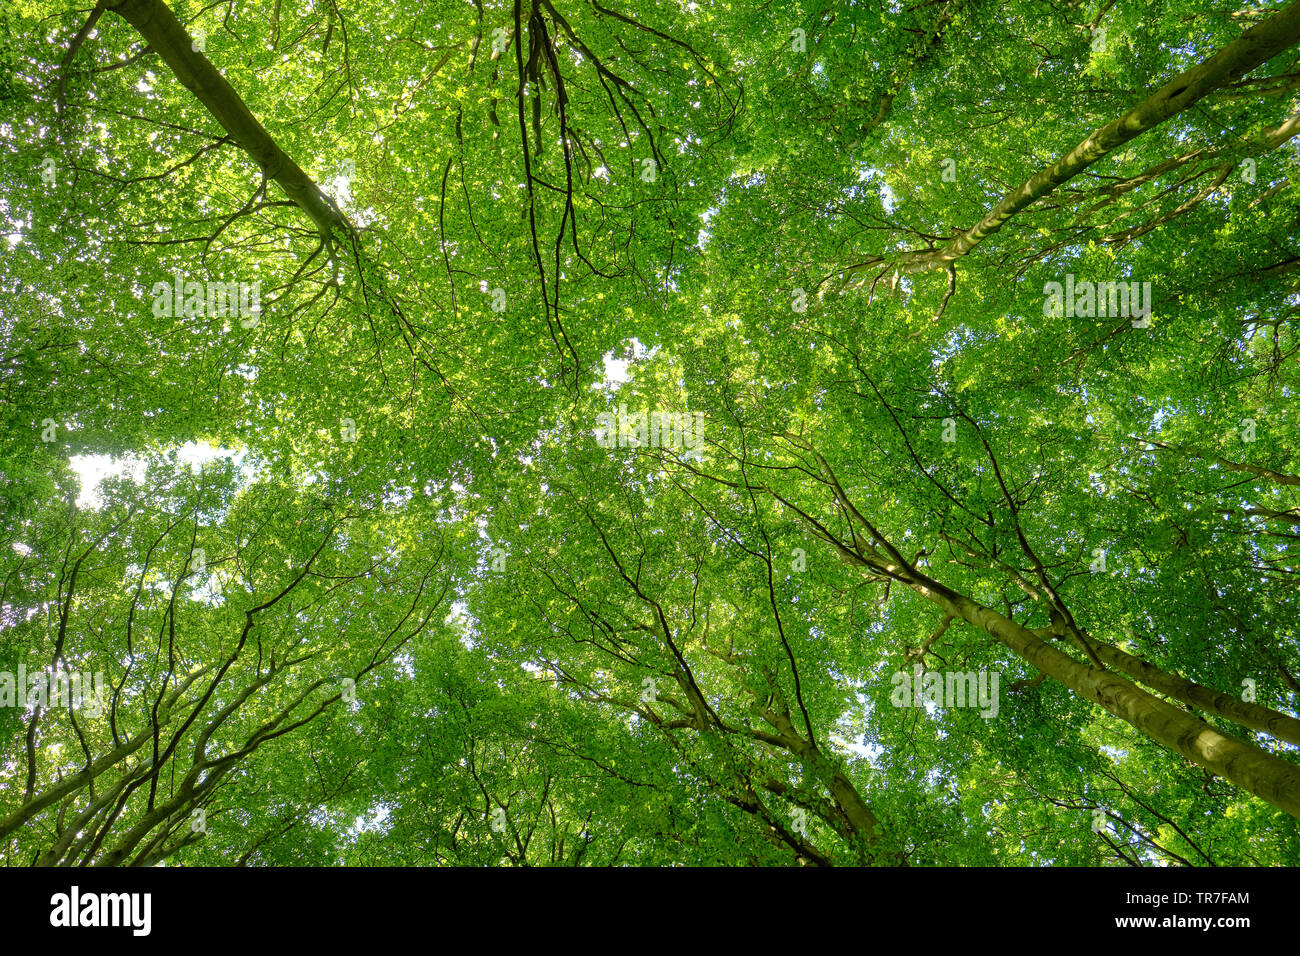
3;0;1299;866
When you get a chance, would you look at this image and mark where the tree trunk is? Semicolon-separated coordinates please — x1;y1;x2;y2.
1054;628;1300;749
891;0;1300;273
107;0;353;239
900;568;1300;818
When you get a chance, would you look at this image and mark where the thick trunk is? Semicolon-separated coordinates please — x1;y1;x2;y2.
1069;633;1300;749
828;771;897;863
107;0;353;239
901;569;1300;818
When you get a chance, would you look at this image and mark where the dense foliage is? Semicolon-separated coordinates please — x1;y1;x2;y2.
2;0;1300;865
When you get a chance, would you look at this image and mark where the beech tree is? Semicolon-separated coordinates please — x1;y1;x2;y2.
2;0;1299;865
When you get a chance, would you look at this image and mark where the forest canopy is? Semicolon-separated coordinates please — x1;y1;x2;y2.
2;0;1300;866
